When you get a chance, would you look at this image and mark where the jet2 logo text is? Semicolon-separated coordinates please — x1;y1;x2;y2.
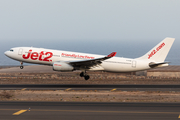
22;50;53;62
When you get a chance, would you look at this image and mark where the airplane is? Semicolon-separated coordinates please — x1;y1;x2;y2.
4;37;175;80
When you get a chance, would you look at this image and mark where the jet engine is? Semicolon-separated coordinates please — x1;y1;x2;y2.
53;62;74;72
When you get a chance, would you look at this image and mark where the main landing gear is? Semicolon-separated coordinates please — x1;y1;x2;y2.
20;62;24;69
80;71;90;80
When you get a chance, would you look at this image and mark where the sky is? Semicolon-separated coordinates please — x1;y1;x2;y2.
0;0;180;65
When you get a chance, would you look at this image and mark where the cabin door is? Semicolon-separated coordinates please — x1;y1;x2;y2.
18;48;23;55
132;61;136;68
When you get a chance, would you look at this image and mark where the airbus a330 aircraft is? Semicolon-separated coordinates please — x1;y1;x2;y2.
4;37;175;80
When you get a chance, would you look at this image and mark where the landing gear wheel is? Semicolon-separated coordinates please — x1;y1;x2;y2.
20;62;23;69
84;75;90;80
80;71;90;80
80;72;84;77
20;66;24;69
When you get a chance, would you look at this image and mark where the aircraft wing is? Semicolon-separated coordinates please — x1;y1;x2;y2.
68;52;116;69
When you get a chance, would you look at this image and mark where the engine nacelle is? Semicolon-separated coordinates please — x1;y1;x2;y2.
53;62;74;72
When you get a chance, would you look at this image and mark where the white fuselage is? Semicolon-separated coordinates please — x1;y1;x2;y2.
5;47;151;72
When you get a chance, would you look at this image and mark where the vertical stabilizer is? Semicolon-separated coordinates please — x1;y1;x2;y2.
136;37;175;62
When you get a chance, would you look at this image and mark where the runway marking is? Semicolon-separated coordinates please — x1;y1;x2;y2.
21;88;27;91
13;110;27;115
31;109;180;115
111;88;117;92
65;88;72;91
0;108;179;116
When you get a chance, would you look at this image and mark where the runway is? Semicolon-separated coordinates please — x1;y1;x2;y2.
1;84;180;91
0;102;180;120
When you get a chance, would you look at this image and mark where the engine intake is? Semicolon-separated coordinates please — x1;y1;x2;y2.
53;62;74;72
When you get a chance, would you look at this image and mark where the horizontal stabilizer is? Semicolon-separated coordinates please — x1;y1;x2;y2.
149;62;169;68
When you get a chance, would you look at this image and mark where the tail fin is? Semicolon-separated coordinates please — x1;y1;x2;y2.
136;37;175;62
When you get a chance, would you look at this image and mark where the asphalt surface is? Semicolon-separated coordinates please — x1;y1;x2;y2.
1;84;180;91
0;102;180;120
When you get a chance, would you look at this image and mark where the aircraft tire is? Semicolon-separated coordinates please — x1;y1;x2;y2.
84;75;90;80
20;66;24;69
80;72;84;77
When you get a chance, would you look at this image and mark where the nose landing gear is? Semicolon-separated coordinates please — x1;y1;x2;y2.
80;71;90;80
20;62;24;69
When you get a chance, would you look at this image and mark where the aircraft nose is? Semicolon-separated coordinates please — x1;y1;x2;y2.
4;51;9;56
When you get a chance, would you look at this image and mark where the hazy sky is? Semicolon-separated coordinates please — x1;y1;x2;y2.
0;0;180;41
0;0;180;65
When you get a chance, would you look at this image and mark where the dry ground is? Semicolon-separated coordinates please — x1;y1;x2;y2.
0;72;180;85
1;65;180;85
0;90;180;102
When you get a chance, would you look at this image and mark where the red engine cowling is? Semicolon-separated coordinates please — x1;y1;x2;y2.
53;62;74;72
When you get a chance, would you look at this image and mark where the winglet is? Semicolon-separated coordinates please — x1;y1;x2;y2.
107;52;117;57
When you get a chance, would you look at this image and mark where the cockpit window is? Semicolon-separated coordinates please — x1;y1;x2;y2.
10;49;14;52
